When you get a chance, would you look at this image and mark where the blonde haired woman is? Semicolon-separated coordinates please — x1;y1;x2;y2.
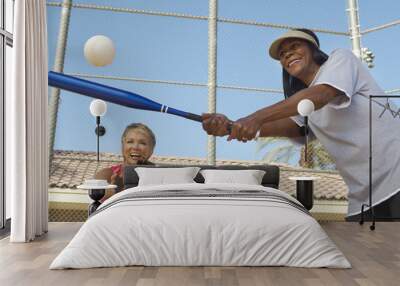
95;123;156;201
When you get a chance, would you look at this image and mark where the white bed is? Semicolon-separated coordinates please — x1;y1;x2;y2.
50;183;351;269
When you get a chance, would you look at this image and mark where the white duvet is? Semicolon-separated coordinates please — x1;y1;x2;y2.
50;183;351;269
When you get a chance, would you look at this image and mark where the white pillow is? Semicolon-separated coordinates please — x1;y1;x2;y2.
135;167;201;186
200;169;266;185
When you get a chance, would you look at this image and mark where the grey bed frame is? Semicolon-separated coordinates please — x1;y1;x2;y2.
123;164;280;190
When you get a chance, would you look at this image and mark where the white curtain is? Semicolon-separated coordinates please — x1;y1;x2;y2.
7;0;48;242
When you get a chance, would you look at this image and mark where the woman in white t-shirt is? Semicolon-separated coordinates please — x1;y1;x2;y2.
202;29;400;220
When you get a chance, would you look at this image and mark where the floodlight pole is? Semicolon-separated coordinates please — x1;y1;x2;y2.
207;0;217;165
48;0;72;166
346;0;362;59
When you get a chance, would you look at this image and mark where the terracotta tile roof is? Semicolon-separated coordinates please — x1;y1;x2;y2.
49;150;348;201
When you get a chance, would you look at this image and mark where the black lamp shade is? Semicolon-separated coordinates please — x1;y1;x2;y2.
95;125;106;136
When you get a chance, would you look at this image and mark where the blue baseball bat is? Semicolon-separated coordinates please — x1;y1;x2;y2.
48;71;203;122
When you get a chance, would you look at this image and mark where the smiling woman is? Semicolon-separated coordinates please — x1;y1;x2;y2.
94;123;156;201
275;29;329;99
202;28;400;221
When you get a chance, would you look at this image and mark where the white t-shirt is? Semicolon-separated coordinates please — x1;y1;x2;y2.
291;48;400;216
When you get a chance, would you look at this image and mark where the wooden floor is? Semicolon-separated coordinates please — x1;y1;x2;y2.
0;222;399;286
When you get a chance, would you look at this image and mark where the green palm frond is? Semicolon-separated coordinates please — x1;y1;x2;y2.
255;137;284;153
257;137;300;164
262;143;298;162
257;137;336;170
299;141;336;170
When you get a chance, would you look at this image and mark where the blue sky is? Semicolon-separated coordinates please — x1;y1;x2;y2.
47;0;400;162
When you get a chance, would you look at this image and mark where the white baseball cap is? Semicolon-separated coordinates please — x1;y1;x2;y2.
269;30;319;60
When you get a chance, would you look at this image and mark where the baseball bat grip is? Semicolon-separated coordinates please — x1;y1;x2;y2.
185;113;203;122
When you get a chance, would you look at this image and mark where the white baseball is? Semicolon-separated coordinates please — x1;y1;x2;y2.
84;35;115;67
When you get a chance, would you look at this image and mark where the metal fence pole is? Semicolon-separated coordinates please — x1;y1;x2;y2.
346;0;362;58
207;0;217;165
48;0;72;165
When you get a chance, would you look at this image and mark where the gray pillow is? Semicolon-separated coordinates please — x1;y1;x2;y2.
200;169;266;185
135;167;201;186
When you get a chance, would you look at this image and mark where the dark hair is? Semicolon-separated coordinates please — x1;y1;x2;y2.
282;28;329;99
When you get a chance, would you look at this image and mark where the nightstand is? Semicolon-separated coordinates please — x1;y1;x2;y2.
87;189;106;216
78;180;117;216
289;176;319;210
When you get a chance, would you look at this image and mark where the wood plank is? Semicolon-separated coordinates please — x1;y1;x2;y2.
0;222;399;286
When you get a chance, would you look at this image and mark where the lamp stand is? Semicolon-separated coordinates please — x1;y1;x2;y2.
94;116;106;162
304;116;309;166
96;116;100;161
